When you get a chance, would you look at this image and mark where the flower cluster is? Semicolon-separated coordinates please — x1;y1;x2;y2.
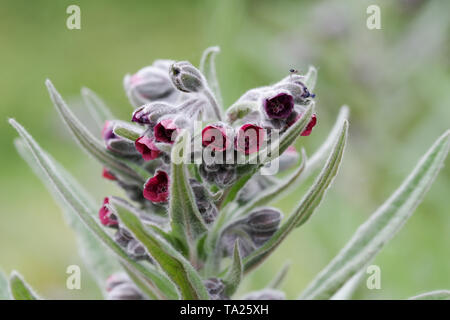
9;46;449;301
95;49;318;299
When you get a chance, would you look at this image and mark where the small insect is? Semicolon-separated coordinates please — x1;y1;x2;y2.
289;68;299;80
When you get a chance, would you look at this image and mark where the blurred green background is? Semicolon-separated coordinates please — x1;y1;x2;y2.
1;0;449;299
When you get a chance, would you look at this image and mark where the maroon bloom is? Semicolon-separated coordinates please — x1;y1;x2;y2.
143;170;169;203
98;197;118;227
102;168;117;180
263;92;294;119
235;124;265;155
202;124;230;151
288;113;317;137
154;119;178;144
131;105;151;124
135;136;160;161
301;114;317;136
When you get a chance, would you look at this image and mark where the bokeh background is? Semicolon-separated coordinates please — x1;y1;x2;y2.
1;0;449;299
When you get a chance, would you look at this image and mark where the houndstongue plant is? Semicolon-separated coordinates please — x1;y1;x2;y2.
4;46;449;300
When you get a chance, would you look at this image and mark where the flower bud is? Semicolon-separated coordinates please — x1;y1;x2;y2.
114;227;134;248
143;170;169;203
287;109;317;136
262;91;294;119
135;136;160;161
107;282;144;300
202;123;232;152
102;121;140;157
126;239;148;261
153;118;179;144
243;289;285;300
98;197;118;228
189;179;218;224
124;60;177;107
102;168;117;181
245;208;282;233
235;123;265;155
204;278;229;300
169;61;205;93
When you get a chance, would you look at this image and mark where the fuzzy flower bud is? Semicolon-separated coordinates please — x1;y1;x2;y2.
169;61;205;93
135;136;160;161
106;273;144;300
102;121;139;157
287;110;317;136
98;197;118;228
102;168;117;181
189;179;218;224
204;278;229;300
143;170;169;203
124;60;177;107
262;91;294;119
278;145;300;171
235;123;265;155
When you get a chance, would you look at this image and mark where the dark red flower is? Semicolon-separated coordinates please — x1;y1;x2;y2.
288;113;317;136
202;124;230;151
98;197;118;227
263;92;294;119
135;136;160;161
131;105;151;124
154;119;178;144
143;171;169;203
102;168;117;180
235;124;265;155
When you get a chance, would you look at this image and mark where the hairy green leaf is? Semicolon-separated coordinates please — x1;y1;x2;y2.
81;87;115;129
304;66;318;91
408;290;450;300
234;149;307;218
14;138;120;297
223;241;243;296
113;122;143;142
200;46;223;109
299;130;450;300
243;120;348;273
113;202;209;300
9;271;39;300
9;119;178;300
169;133;208;249
267;262;291;290
0;270;10;300
46;79;145;184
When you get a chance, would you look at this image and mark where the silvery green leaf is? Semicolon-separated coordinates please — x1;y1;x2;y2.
169;133;208;248
267;262;291;290
200;46;223;109
81;87;115;129
226;101;258;123
301;106;349;182
113;202;209;300
0;270;10;299
9;271;40;300
299;130;450;300
46;80;146;184
329;269;364;300
14;138;120;297
243;120;348;273
304;66;318;91
120;263;158;300
9;119;178;300
113;122;143;142
234;149;306;218
408;290;450;300
223;241;243;296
